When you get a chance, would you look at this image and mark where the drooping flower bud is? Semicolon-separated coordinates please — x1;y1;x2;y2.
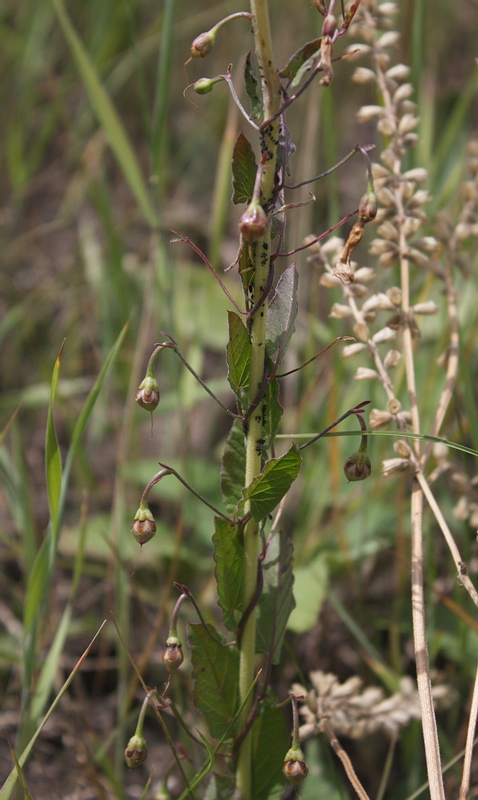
135;375;160;411
239;200;269;242
193;77;216;95
125;733;148;768
190;29;217;58
132;504;157;545
344;450;372;482
323;13;337;38
282;745;309;786
162;634;184;674
359;189;378;222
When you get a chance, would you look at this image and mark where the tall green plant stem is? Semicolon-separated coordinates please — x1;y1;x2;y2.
236;1;280;797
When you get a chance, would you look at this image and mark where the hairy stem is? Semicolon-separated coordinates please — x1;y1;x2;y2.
236;1;281;797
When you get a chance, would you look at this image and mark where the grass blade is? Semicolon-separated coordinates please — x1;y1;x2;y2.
45;340;64;540
51;0;157;227
0;622;107;800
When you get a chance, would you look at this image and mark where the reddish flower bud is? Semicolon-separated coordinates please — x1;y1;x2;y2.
162;635;184;674
191;30;216;58
125;733;148;768
132;505;157;545
359;190;377;222
322;13;337;39
135;375;160;411
282;746;308;786
239;201;269;242
344;449;372;482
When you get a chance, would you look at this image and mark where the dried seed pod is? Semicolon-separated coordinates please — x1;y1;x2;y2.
341;342;368;359
394;439;411;458
369;408;393;430
330;303;353;319
372;326;397;344
353;321;370;342
382;458;411;477
384;349;402;369
354;367;379;381
387;398;402;415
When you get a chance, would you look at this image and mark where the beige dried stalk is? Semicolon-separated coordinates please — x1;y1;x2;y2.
304;2;478;798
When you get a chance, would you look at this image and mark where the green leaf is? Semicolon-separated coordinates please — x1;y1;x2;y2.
244;51;263;122
220;420;246;516
226;311;250;401
256;533;295;664
188;623;240;740
287;553;329;633
252;701;289;800
242;445;302;522
266;264;298;363
232;132;257;205
213;517;244;631
45;341;64;538
51;0;157;227
279;38;321;83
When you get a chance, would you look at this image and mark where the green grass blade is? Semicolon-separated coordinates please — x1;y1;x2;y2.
45;340;64;543
57;320;129;540
51;0;157;228
29;504;87;724
0;622;107;800
151;0;176;181
430;69;478;188
277;430;478;459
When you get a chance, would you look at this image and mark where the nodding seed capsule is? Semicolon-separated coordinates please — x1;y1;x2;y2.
344;449;372;482
282;747;309;786
162;635;184;673
193;77;216;95
131;506;157;545
125;734;148;768
190;30;216;58
359;190;378;222
135;375;160;411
